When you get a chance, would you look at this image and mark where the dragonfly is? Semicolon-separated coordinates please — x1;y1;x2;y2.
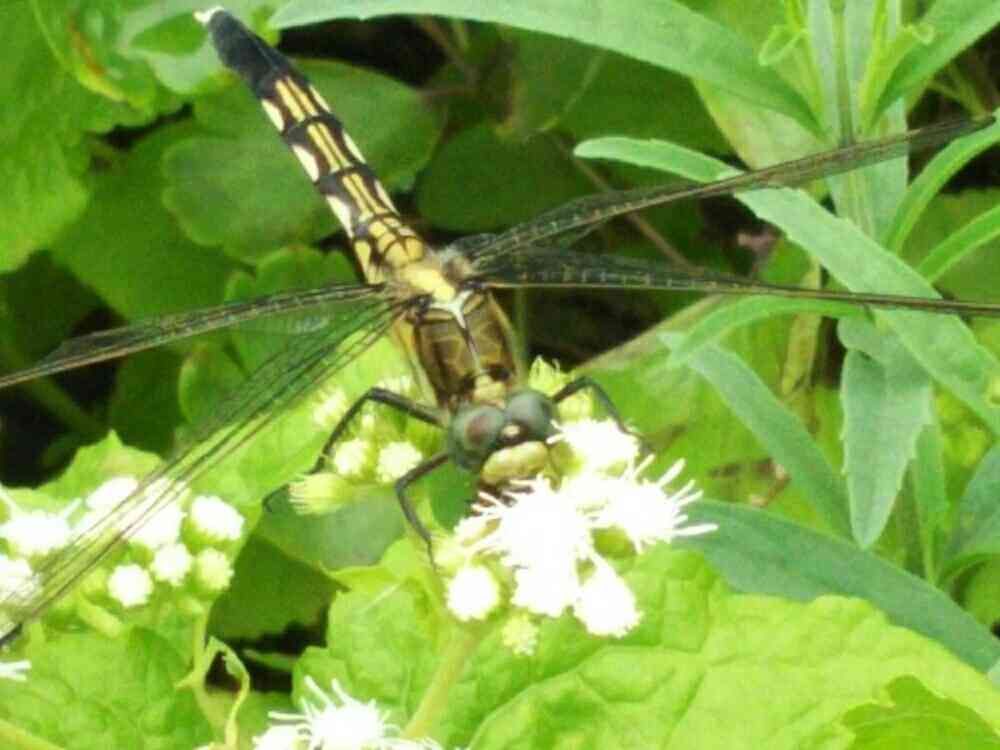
0;7;998;646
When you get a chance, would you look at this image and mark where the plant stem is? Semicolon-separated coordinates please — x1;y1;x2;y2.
403;622;485;739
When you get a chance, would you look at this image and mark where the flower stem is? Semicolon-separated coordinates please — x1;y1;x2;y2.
403;622;485;739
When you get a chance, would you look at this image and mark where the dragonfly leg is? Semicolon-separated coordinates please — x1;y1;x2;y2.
264;388;443;511
317;387;442;472
394;451;451;562
551;376;651;451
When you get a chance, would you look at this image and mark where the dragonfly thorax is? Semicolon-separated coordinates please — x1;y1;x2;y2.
410;284;521;410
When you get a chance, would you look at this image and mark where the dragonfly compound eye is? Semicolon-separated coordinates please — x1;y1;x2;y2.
505;389;556;441
448;404;506;470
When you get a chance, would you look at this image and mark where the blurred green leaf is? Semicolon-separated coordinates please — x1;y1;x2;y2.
880;0;1000;114
50;126;237;323
275;0;817;129
417;122;590;230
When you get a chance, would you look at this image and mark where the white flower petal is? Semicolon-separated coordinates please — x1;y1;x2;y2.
189;495;244;542
446;565;500;621
573;561;640;637
107;564;153;608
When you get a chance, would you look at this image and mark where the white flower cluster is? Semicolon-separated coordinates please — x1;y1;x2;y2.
291;377;429;515
440;419;716;650
0;476;245;635
254;677;445;750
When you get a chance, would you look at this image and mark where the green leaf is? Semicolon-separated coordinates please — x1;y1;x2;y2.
561;50;727;152
417;123;591;230
679;502;1000;672
0;3;95;271
660;334;849;535
885;115;1000;256
108;349;185;455
823;675;1000;749
0;629;212;749
918;202;1000;284
942;444;1000;578
209;534;336;640
880;0;1000;114
50;126;237;323
578;135;1000;435
274;0;817;129
665;296;864;369
500;28;605;137
839;319;934;548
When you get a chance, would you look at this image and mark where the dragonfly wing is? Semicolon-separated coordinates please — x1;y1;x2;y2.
473;247;1000;318
0;283;385;389
0;293;406;643
464;116;995;265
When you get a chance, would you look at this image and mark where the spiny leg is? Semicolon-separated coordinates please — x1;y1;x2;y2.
551;376;650;450
265;388;443;511
313;387;442;475
394;452;450;560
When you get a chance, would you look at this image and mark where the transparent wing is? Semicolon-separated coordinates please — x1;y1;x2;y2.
0;283;390;389
0;292;407;644
461;116;995;265
473;247;1000;318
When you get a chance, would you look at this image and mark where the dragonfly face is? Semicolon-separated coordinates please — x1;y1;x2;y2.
0;7;997;646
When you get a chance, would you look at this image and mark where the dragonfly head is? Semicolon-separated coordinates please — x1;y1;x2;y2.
447;389;557;483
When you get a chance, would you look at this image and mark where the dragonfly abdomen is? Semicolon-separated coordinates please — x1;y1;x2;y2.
198;7;426;281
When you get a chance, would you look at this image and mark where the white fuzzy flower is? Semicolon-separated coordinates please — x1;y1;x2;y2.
331;438;371;478
130;502;185;550
252;724;304;750
264;676;443;750
189;495;244;542
501;614;539;656
86;476;140;509
444;457;713;641
550;419;640;472
151;543;193;586
313;386;349;429
0;554;36;599
590;459;716;551
107;564;153;608
446;565;500;621
375;442;422;483
0;490;79;558
573;560;641;637
195;549;234;592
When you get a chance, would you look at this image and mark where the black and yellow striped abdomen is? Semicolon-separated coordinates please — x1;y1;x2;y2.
202;9;425;283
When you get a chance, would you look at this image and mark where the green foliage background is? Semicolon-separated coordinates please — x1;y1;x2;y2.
1;0;1000;748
